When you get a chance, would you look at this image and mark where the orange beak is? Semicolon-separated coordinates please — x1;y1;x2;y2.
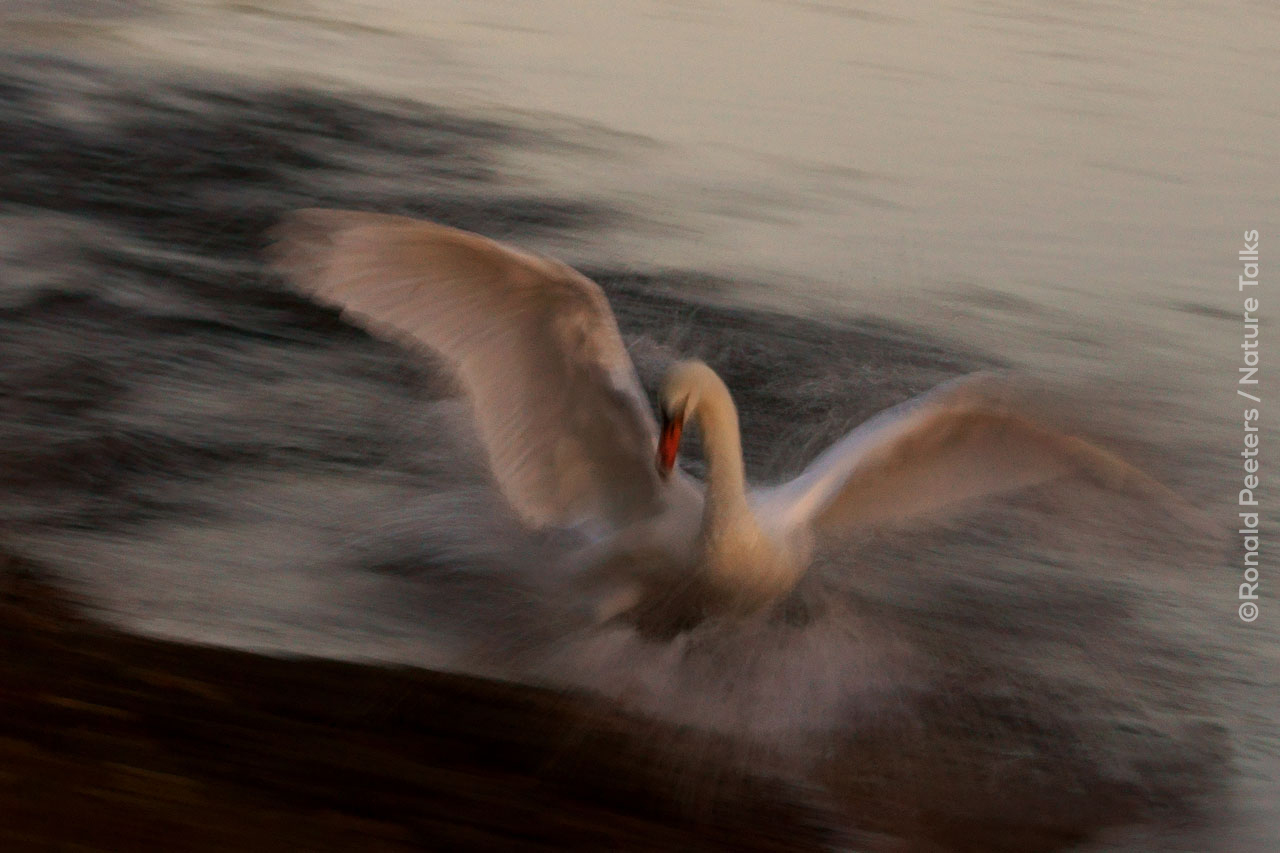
656;412;684;478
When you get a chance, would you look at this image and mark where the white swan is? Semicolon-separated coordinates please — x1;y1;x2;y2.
271;210;1184;621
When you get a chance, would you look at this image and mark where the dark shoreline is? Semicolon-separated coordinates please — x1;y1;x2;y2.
0;553;843;852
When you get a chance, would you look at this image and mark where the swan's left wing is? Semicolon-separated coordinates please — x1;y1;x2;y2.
754;375;1182;540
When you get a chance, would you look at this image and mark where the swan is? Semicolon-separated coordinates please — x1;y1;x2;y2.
270;210;1187;622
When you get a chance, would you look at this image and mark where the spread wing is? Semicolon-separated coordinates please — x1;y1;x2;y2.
754;375;1185;540
270;209;663;530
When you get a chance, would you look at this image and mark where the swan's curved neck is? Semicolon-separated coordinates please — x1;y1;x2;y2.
677;364;802;606
689;372;749;522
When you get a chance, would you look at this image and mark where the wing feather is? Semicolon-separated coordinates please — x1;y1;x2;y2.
270;209;662;529
756;375;1184;539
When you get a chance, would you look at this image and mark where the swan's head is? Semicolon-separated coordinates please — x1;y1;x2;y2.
656;360;721;478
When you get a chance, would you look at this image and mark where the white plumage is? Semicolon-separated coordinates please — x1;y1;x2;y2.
272;210;1186;621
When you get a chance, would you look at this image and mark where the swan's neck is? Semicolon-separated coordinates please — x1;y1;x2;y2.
691;377;749;525
679;365;804;608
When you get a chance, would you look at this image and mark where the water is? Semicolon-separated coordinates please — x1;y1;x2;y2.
1;0;1276;848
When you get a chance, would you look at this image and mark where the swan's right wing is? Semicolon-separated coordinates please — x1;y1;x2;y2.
756;375;1188;540
271;209;664;530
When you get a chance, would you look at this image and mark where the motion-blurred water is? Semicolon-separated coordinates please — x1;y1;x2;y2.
1;1;1276;849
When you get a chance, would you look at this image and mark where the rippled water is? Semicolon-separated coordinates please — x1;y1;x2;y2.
1;1;1276;849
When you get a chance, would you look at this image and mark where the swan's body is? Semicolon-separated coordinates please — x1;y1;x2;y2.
272;210;1187;621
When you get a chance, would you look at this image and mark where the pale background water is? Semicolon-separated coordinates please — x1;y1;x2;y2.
2;0;1277;848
